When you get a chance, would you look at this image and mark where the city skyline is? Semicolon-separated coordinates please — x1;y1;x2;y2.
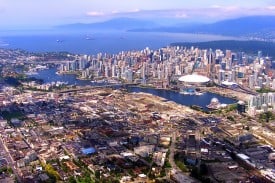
0;1;274;183
0;0;274;29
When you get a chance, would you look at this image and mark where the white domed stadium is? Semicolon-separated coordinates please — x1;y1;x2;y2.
178;74;210;84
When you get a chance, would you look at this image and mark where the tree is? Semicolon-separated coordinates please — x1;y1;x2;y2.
190;167;199;178
200;163;208;175
95;170;100;180
42;163;60;181
227;116;234;121
7;167;13;174
259;111;274;122
68;176;77;183
265;111;273;122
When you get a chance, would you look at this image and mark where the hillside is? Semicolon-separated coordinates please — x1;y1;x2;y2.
56;17;157;31
129;16;275;40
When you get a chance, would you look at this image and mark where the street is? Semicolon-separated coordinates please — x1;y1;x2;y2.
0;135;22;182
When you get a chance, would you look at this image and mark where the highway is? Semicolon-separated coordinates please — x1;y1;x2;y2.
58;83;138;93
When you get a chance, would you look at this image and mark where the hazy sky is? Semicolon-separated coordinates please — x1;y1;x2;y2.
0;0;274;28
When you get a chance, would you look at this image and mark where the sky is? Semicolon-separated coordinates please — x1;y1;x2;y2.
0;0;274;28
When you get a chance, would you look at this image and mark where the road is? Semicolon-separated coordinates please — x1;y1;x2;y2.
169;132;198;183
0;135;22;182
58;83;138;93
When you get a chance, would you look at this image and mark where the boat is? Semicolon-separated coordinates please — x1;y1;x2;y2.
195;92;204;96
96;79;107;83
85;35;94;40
25;71;38;75
180;90;196;95
180;87;198;95
107;79;120;84
85;37;93;40
180;91;190;95
36;65;48;70
0;43;9;47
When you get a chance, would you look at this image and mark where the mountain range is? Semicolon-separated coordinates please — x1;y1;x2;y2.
56;16;275;40
129;16;275;36
56;17;157;31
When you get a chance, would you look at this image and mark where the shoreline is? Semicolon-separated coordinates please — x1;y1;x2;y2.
130;84;240;101
126;85;238;113
54;69;248;103
200;86;251;102
127;91;200;116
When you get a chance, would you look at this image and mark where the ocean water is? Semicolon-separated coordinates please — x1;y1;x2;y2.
2;31;239;109
0;31;241;54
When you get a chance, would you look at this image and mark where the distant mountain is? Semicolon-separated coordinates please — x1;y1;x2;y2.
55;16;275;41
129;16;275;39
190;16;275;36
56;17;158;31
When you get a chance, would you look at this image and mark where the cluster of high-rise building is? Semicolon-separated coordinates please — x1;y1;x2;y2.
248;93;275;115
59;46;274;89
58;46;275;114
0;46;274;182
59;55;90;73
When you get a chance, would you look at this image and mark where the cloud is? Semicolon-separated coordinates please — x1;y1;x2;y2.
87;9;140;17
111;10;120;14
86;11;104;17
146;6;274;19
211;5;222;9
223;6;239;12
111;9;140;14
128;8;140;13
85;6;275;22
266;6;275;10
175;12;188;18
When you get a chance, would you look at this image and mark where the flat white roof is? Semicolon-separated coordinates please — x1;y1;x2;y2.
237;153;250;160
178;74;210;83
222;80;238;86
138;174;147;178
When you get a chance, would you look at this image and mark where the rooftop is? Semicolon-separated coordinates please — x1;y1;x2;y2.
178;74;210;83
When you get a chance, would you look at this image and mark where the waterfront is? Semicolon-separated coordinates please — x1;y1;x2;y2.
30;67;237;110
0;31;241;54
128;87;237;111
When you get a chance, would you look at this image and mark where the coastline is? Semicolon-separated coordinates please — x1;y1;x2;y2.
130;84;241;102
128;91;201;116
26;67;239;111
54;71;249;103
127;85;237;112
200;86;251;102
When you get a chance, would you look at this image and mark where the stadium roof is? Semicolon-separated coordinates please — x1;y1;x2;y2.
178;74;210;83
